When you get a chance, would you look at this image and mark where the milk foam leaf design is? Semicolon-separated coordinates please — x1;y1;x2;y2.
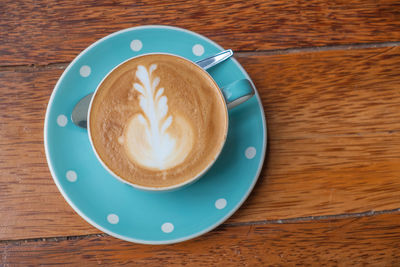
134;65;171;133
134;64;174;163
123;64;193;170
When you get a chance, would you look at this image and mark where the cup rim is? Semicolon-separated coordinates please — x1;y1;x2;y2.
87;52;229;191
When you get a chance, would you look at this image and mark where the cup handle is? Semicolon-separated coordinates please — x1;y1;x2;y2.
221;79;255;109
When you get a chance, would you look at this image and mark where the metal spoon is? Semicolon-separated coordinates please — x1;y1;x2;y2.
71;49;233;128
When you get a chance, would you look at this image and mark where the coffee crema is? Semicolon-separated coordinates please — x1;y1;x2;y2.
89;54;228;188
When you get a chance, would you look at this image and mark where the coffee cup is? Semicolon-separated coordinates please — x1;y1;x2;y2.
88;53;254;191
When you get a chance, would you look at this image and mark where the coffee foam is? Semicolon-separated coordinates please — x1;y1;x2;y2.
123;63;195;170
90;54;227;188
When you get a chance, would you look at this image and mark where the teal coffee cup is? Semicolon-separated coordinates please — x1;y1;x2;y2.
88;53;255;191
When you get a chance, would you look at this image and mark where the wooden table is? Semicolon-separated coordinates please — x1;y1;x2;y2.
1;0;400;265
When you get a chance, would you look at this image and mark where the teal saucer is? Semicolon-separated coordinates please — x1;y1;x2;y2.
44;25;267;244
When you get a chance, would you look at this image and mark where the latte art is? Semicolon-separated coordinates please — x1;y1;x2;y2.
89;54;228;188
121;64;194;170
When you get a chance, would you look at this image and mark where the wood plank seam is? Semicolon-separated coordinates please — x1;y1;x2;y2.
1;208;399;245
1;41;400;71
224;207;400;226
234;41;400;57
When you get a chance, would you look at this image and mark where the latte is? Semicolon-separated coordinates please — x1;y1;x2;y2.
89;54;228;188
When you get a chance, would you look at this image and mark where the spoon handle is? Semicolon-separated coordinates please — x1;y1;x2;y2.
196;49;233;70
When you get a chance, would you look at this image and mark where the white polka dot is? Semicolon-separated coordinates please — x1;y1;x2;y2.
66;170;77;182
161;222;174;233
192;44;204;56
245;147;257;159
130;39;143;51
215;198;227;210
57;114;68;127
107;214;119;224
79;65;91;77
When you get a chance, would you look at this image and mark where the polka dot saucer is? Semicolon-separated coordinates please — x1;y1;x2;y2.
44;26;267;244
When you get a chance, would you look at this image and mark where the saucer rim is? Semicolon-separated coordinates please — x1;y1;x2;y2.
44;25;267;244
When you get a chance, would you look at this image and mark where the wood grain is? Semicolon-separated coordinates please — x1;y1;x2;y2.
1;46;400;240
0;68;100;239
1;212;400;266
1;0;400;65
234;46;400;221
